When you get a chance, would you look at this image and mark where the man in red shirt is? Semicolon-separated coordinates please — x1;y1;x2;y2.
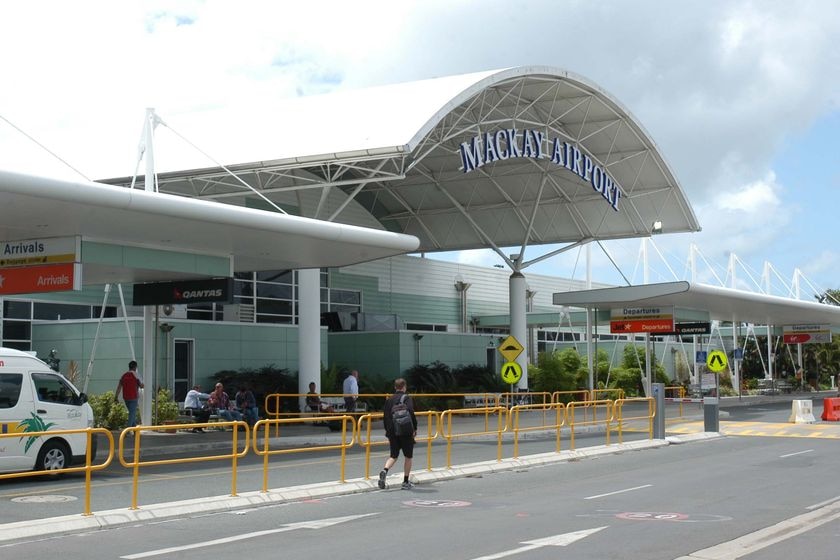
115;360;144;427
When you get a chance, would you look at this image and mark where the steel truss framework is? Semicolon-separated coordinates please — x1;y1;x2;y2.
103;67;700;271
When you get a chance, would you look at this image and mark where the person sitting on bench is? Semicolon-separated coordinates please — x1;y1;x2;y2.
184;384;211;432
306;382;334;413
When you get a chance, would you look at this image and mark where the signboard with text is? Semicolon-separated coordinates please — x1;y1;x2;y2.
133;277;234;306
0;236;80;268
661;322;711;336
610;306;675;334
0;263;81;295
782;324;831;345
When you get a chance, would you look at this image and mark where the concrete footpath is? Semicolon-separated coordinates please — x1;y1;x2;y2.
0;428;719;543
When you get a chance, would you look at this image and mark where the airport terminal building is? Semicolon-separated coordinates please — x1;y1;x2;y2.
0;66;703;403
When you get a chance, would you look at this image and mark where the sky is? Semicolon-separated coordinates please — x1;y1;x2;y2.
1;1;838;300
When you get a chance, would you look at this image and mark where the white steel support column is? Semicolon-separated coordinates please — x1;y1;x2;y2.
142;307;154;425
585;243;593;390
298;268;321;411
509;271;528;389
141;110;157;426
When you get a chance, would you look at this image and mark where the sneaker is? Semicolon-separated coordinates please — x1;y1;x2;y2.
378;470;387;489
401;480;414;490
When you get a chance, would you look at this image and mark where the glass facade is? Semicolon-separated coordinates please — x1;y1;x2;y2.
1;269;358;349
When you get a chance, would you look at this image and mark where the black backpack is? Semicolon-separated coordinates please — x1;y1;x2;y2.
391;394;413;436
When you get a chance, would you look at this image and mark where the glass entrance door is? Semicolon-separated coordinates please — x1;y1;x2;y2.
173;339;194;402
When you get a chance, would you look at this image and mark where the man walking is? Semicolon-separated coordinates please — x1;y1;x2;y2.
343;370;359;412
115;360;144;427
378;378;417;490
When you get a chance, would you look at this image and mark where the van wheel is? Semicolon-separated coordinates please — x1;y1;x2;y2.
36;440;70;472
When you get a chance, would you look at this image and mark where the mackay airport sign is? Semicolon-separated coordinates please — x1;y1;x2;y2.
783;324;832;345
610;306;675;334
458;128;621;211
133;277;234;306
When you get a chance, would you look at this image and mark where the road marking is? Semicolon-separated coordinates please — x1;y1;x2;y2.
806;495;840;510
120;513;377;559
584;484;652;500
467;527;607;560
674;500;840;560
780;449;813;458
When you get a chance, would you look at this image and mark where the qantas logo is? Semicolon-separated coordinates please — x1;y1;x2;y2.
173;288;224;301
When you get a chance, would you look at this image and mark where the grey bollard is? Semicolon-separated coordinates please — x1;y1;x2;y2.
703;396;719;432
652;383;665;439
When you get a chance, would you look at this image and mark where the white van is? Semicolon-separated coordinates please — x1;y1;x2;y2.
0;347;96;472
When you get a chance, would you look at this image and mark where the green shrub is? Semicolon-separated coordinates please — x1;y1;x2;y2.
153;388;180;424
88;391;128;430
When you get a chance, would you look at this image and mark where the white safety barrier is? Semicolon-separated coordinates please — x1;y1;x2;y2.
788;399;817;424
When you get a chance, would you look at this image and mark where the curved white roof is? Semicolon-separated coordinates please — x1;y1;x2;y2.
0;169;419;283
104;66;700;263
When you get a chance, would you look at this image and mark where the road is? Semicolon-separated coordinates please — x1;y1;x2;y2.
3;397;840;559
4;430;840;560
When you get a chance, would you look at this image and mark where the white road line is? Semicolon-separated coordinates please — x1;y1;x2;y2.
120;513;378;559
807;495;840;510
584;484;652;500
780;449;814;458
674;500;840;560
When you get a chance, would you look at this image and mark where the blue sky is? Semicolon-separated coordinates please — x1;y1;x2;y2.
0;1;838;298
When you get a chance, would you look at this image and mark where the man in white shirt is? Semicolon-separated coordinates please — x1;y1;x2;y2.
184;384;211;432
342;370;359;412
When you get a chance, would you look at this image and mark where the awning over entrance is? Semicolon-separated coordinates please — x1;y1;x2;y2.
551;281;840;327
0;170;420;285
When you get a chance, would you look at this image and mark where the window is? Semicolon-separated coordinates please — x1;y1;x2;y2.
405;323;448;332
0;373;22;408
32;372;77;405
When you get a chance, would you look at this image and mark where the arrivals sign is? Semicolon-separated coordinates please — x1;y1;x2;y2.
0;236;80;267
133;277;234;306
0;263;81;295
782;324;831;345
610;306;675;334
458;128;622;211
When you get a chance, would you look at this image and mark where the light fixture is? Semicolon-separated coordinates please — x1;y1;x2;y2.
651;220;663;234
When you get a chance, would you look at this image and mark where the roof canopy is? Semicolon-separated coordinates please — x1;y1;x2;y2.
102;67;700;264
552;281;840;327
0;170;419;284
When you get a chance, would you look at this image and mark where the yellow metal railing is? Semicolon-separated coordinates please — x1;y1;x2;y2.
440;406;507;468
0;393;662;516
117;421;249;510
566;399;615;449
251;416;355;488
509;402;566;458
356;410;439;479
0;427;114;515
612;397;655;442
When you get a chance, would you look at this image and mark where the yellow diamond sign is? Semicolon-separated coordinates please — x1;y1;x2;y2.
498;335;524;363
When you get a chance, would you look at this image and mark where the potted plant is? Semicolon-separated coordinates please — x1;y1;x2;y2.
154;388;181;432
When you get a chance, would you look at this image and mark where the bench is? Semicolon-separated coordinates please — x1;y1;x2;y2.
309;397;368;413
463;394;499;408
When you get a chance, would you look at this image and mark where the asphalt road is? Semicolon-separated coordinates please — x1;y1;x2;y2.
3;396;840;560
5;432;840;560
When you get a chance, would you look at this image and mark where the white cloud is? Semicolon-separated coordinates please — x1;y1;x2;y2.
1;0;839;287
